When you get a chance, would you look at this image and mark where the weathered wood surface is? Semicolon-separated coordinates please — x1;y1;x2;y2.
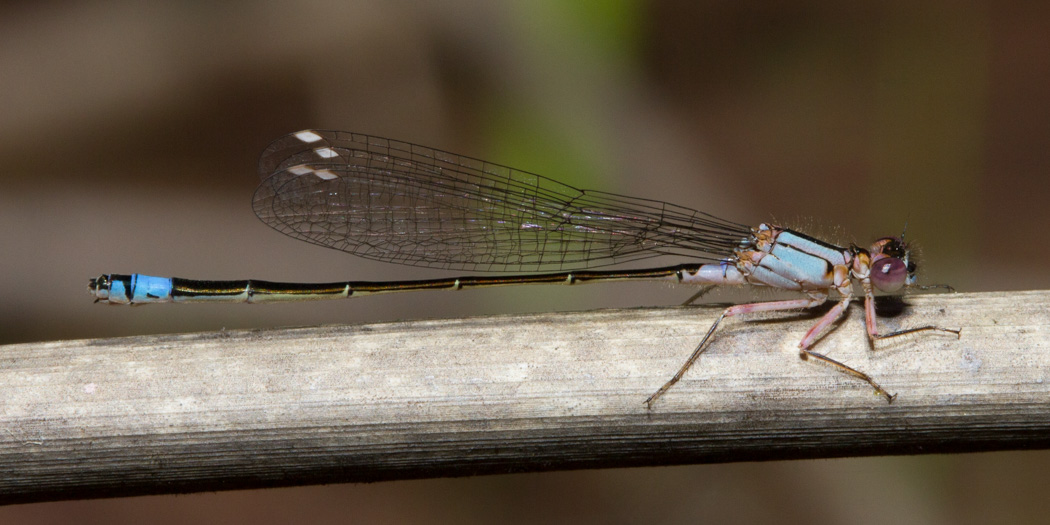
1;291;1047;504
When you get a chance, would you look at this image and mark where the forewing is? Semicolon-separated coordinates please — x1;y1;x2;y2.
253;130;749;272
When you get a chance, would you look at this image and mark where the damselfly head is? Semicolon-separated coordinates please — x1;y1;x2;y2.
868;236;917;292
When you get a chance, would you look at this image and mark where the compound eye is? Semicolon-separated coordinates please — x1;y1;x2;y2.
871;257;907;292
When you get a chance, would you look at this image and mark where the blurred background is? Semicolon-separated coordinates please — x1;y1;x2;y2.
2;1;1049;523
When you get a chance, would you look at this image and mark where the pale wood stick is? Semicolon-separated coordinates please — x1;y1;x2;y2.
1;291;1045;504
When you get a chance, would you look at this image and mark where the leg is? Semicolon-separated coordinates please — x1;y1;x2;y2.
917;283;955;293
800;348;896;402
864;293;961;342
798;297;897;402
680;285;715;306
645;297;824;409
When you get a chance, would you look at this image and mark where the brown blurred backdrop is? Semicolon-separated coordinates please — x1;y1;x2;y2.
2;1;1049;523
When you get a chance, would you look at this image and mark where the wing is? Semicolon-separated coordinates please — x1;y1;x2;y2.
252;129;751;272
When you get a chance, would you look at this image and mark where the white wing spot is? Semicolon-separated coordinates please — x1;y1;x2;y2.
313;169;338;180
314;147;339;159
295;130;323;143
288;165;314;176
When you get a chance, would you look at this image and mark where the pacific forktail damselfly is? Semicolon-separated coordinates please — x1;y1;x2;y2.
89;130;960;407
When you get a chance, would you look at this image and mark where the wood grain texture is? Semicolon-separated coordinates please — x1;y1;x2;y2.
1;290;1048;504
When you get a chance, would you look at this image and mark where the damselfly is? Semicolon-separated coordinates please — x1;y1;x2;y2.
89;130;960;407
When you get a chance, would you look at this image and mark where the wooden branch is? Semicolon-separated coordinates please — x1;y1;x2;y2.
2;290;1048;504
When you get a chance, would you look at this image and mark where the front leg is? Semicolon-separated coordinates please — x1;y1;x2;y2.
862;284;961;342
